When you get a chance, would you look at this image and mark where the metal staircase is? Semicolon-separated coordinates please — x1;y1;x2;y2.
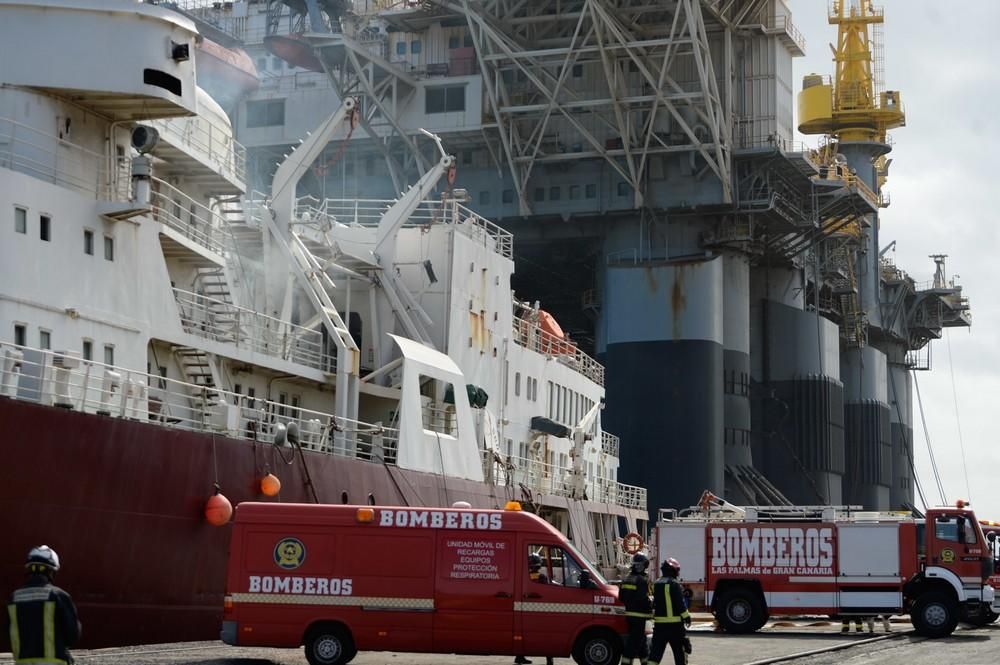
171;345;223;410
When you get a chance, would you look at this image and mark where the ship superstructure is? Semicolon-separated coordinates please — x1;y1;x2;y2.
168;0;973;514
0;0;646;647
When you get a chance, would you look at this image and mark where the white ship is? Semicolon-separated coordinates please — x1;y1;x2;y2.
0;0;646;646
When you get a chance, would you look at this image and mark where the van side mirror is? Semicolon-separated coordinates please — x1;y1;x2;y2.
579;570;596;589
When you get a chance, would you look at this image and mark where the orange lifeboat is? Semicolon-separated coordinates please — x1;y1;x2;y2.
538;310;565;339
538;310;573;355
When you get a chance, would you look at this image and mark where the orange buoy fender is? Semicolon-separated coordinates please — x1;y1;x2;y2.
260;473;281;497
205;488;233;526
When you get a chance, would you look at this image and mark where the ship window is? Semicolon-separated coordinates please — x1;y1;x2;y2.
585;184;597;198
514;372;521;397
534;187;544;202
271;57;282;71
82;339;92;361
104;235;115;262
256;57;267;72
449;35;460;49
569;185;580;200
104;344;114;366
14;324;26;347
617;181;630;197
462;150;472;165
396;41;406;56
247;99;285;128
464;33;473;47
419;375;459;436
39;215;51;242
505;438;513;458
143;69;182;97
39;330;51;350
425;86;465;114
548;381;553;418
83;229;94;255
502;189;514;204
549;186;561;201
278;392;287;417
410;40;421;54
14;206;26;234
572;64;583;78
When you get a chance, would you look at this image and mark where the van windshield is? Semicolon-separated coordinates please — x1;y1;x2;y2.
562;540;608;585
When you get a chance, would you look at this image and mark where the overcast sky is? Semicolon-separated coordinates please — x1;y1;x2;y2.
790;1;1000;518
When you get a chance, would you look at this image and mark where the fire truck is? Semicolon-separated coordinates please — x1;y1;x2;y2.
978;520;1000;623
654;493;995;638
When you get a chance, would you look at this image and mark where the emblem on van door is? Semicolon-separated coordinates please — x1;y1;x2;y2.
274;538;306;570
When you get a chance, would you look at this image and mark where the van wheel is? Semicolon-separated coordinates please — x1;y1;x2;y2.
910;591;958;638
572;629;621;665
716;588;765;634
305;624;356;665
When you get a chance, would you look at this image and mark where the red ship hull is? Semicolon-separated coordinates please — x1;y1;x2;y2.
0;396;509;648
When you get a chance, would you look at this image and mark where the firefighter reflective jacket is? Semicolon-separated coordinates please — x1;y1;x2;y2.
651;576;690;624
619;571;652;618
6;575;81;664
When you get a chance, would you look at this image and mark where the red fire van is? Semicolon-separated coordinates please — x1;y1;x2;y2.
222;502;626;665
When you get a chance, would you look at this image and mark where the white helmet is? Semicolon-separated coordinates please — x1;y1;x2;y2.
25;545;60;572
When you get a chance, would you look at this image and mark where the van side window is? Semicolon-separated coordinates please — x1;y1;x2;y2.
527;545;584;588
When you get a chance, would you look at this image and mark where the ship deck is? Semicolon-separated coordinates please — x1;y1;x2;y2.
4;621;996;664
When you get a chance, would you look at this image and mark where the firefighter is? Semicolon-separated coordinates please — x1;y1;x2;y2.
619;552;652;665
647;558;690;665
527;553;549;584
5;545;81;664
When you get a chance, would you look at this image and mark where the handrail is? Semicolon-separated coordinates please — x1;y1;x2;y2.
0;341;394;460
148;115;246;186
480;449;646;511
172;287;335;372
0;115;116;199
151;177;233;254
511;316;605;386
601;431;620;458
301;197;515;259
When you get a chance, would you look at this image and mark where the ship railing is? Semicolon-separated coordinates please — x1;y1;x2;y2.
511;316;605;387
481;450;646;511
601;431;620;458
306;197;514;259
257;71;337;95
148;115;247;187
0;340;398;461
0;115;118;200
172;288;335;372
150;177;233;255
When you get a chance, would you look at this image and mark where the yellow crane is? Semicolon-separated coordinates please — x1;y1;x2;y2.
797;0;905;144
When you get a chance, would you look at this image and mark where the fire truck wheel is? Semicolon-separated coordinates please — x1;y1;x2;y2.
989;610;1000;624
715;588;765;634
304;623;356;665
910;591;959;638
571;628;621;665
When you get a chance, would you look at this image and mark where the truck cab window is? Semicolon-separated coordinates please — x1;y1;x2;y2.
934;516;960;542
